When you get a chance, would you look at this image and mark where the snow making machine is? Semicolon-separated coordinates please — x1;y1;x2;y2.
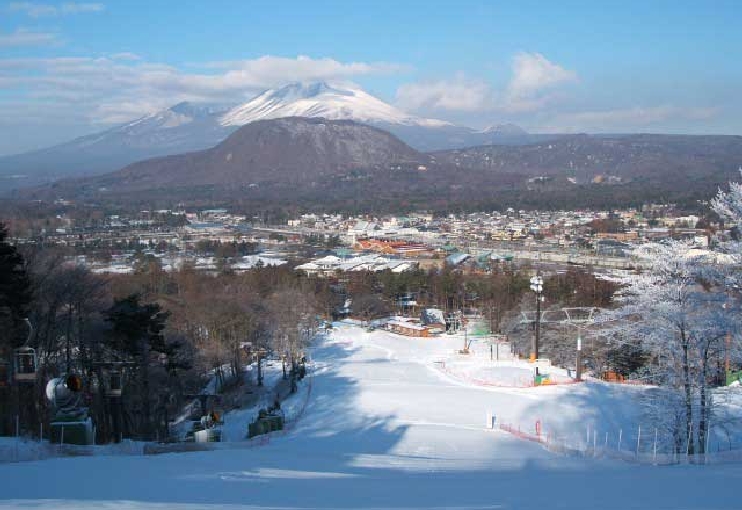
46;374;94;445
183;394;224;443
248;403;284;439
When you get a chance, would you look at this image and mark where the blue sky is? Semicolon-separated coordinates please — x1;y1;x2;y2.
1;0;741;154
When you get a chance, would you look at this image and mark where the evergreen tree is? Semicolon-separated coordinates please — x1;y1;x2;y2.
0;222;32;349
104;294;170;357
104;294;170;440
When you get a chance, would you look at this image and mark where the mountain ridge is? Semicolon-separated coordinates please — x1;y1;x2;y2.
20;125;742;215
0;81;533;192
61;117;424;192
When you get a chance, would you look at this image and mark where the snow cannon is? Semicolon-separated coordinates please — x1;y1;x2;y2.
47;374;94;445
46;374;84;409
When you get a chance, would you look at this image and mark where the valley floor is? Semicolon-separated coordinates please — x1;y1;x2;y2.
0;324;741;509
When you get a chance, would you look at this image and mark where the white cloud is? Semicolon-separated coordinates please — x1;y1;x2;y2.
201;55;406;88
396;75;494;112
109;52;141;61
0;54;406;125
0;28;57;47
60;2;104;14
8;2;104;17
395;52;577;114
506;52;577;103
540;105;721;132
8;2;56;17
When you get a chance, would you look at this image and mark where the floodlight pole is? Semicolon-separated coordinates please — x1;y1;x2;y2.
576;332;582;381
529;275;544;361
535;292;541;360
256;350;264;387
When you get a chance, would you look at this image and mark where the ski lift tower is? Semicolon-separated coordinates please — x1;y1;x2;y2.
520;307;599;380
562;308;599;380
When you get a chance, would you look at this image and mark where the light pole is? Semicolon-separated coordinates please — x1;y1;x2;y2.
529;275;544;362
576;331;582;381
256;348;266;386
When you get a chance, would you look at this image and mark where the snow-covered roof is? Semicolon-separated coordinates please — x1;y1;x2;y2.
421;308;446;325
446;253;471;265
231;255;287;270
315;255;342;264
388;320;427;331
296;253;414;275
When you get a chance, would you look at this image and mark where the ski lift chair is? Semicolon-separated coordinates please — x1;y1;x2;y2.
12;347;37;383
105;368;124;397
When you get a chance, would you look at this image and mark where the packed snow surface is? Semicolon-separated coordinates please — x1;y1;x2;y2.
1;323;741;509
220;82;451;128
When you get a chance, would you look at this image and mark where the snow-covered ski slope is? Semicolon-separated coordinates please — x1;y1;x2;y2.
1;323;741;509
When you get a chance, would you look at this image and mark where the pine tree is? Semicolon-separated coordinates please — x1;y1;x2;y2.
104;294;170;440
0;222;32;349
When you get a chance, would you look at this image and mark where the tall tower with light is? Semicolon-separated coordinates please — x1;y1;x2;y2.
529;275;544;361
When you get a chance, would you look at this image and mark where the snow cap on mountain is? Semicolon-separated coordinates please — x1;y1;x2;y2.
220;81;451;128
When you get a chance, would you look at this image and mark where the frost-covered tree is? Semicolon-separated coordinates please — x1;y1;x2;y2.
711;172;742;365
600;241;732;454
710;170;742;429
712;169;742;273
712;168;742;233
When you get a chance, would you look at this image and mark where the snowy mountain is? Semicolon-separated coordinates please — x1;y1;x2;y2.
219;82;451;128
117;102;231;134
0;102;237;191
218;81;542;151
0;81;535;192
218;82;513;152
61;117;424;193
71;101;235;153
217;82;548;151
